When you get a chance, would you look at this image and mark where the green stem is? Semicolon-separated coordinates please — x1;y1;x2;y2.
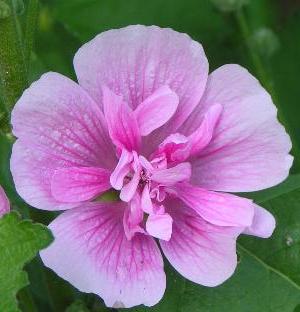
235;8;300;170
235;9;275;101
0;0;27;112
18;287;39;312
24;0;39;71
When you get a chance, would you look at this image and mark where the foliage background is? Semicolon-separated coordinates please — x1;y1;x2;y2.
1;0;300;311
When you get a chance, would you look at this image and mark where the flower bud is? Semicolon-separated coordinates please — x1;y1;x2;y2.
249;27;280;58
0;1;11;19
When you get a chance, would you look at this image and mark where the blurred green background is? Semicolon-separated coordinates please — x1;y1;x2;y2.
1;0;300;311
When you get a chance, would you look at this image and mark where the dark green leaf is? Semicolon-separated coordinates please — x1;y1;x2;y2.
0;212;53;312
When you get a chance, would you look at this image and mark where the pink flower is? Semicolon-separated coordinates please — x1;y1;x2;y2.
10;25;292;308
0;186;10;217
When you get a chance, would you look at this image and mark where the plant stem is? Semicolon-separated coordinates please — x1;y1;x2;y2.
18;287;39;312
235;8;300;170
24;0;39;71
0;0;27;112
235;9;275;102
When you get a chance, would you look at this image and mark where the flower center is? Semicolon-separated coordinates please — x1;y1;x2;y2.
110;148;192;241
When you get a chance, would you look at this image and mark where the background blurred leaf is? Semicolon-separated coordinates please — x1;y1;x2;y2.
65;300;90;312
0;212;53;312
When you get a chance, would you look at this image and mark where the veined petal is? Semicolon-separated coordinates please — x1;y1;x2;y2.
102;86;140;151
74;25;208;154
134;86;179;136
181;65;293;192
160;203;241;286
0;186;10;217
188;104;222;157
174;183;254;227
244;204;275;238
151;163;191;185
51;167;111;203
40;202;166;308
10;72;116;211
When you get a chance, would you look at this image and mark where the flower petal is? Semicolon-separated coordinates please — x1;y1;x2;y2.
243;204;275;238
0;186;10;217
174;183;254;227
51;167;111;203
40;202;166;308
181;65;293;192
141;185;154;214
11;72;116;210
188;104;222;157
151;163;191;185
153;104;222;163
154;133;190;163
74;25;208;153
123;195;145;240
160;203;241;286
102;86;140;151
146;213;173;241
110;149;133;190
134;85;179;136
11;140;77;210
120;170;140;202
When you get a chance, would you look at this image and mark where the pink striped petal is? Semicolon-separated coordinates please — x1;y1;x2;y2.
160;204;241;286
188;104;222;157
10;73;116;211
244;204;275;238
181;65;292;192
103;86;140;151
174;183;254;227
74;25;208;154
51;167;111;203
151;163;191;185
40;202;166;308
146;213;173;241
0;186;10;217
134;86;179;136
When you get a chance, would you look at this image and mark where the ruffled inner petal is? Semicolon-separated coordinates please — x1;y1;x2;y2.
134;85;179;136
102;86;141;151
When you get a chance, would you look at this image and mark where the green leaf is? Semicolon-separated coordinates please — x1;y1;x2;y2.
180;247;300;312
240;186;300;288
65;300;90;312
0;212;53;312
